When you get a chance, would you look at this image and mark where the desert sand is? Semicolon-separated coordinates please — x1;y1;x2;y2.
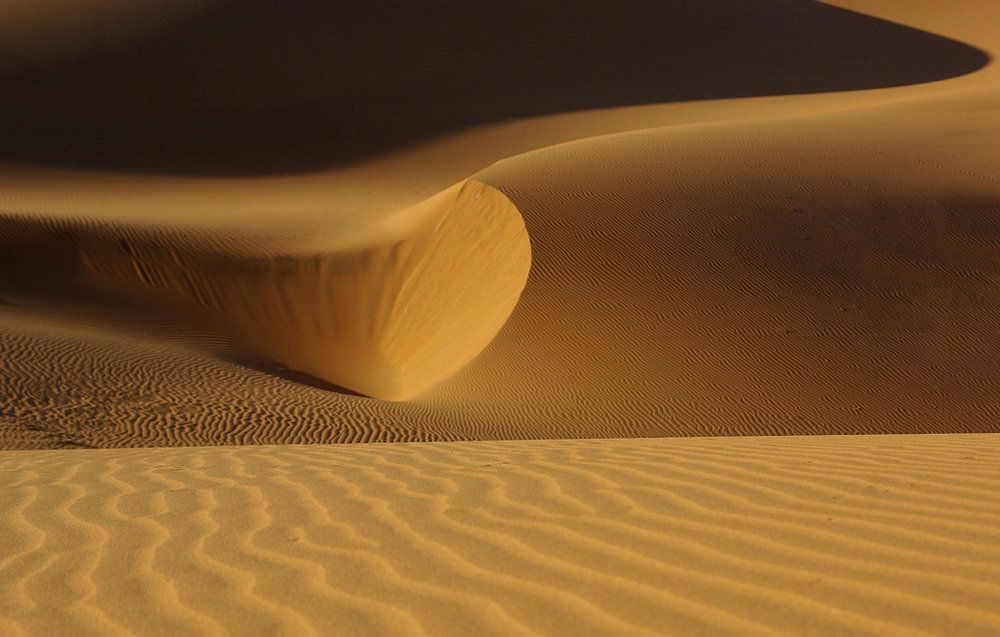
2;435;999;635
2;0;1000;634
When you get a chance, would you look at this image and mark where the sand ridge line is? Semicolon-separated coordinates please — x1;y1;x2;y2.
0;179;531;400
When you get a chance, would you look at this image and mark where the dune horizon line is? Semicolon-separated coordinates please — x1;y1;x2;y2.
0;0;989;176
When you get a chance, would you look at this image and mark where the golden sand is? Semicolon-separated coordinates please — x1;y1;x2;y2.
1;0;999;633
2;435;998;635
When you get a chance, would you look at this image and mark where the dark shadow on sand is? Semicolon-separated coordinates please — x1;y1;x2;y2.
0;0;989;174
235;358;370;398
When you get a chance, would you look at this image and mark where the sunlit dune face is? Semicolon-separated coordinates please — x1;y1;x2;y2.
1;180;531;400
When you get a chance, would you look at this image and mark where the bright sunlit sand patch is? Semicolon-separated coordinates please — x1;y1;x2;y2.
1;435;998;636
1;179;529;400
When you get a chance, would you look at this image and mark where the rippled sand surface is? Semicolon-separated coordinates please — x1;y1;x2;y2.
1;1;999;633
2;435;999;636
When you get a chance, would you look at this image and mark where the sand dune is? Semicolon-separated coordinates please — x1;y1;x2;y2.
2;1;1000;634
1;435;998;635
0;179;530;400
467;106;1000;436
1;0;1000;444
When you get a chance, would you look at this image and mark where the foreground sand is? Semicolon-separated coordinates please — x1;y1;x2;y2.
2;435;998;636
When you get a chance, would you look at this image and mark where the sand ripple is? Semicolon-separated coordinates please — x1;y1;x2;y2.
1;435;998;635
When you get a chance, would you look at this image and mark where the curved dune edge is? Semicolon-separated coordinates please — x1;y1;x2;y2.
0;179;531;400
0;434;997;636
0;0;999;445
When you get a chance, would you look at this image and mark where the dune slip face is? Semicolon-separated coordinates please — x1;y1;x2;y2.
1;435;998;636
0;180;531;400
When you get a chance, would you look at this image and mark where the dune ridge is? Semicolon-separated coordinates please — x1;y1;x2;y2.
0;0;987;175
2;0;1000;445
1;435;998;636
0;180;530;400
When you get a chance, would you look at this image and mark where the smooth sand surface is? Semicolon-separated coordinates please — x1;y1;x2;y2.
2;1;1000;633
1;435;998;636
0;179;531;400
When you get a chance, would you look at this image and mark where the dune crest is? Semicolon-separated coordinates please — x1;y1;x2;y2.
2;180;530;400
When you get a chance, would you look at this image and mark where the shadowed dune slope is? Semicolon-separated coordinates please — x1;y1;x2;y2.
1;435;998;636
0;0;987;174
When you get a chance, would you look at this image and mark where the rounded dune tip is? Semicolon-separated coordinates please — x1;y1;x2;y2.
61;179;531;400
256;179;533;400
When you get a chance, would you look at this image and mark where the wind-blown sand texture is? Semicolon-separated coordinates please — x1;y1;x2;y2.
2;1;1000;634
1;435;998;636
